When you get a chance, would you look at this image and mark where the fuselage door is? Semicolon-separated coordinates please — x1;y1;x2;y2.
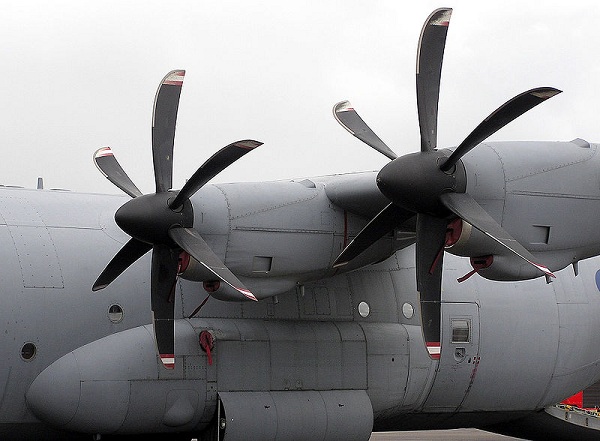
423;301;480;411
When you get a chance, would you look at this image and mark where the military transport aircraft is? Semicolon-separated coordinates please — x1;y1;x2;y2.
2;7;600;441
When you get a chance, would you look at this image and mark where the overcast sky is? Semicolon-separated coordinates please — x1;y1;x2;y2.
0;1;598;194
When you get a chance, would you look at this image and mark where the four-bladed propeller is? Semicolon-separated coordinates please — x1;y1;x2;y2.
93;70;262;369
332;8;559;357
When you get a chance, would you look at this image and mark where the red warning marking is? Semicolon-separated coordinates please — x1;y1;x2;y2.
163;70;185;86
95;147;114;158
427;342;441;360
160;354;175;369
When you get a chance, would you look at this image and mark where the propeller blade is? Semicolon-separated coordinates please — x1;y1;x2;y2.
416;213;447;359
151;244;180;370
92;238;152;291
93;147;143;198
440;192;555;278
169;140;263;210
333;203;413;267
416;8;452;152
152;70;185;193
333;101;397;160
441;87;561;172
168;227;257;301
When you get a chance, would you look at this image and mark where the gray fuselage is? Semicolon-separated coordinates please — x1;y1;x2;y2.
2;140;600;439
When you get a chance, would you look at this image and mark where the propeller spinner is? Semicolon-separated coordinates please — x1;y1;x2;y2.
93;70;261;369
332;9;559;358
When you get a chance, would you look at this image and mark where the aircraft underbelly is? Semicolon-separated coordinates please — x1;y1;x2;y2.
218;390;373;441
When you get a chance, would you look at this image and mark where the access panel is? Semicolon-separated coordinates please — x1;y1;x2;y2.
423;302;480;411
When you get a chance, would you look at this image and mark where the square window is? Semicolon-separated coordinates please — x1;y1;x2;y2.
451;319;471;343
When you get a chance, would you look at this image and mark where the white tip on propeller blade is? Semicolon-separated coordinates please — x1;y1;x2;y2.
162;70;185;86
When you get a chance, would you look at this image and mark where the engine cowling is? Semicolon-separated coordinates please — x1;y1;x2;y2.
445;219;561;282
445;220;498;258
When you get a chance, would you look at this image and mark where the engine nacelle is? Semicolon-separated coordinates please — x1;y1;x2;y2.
445;219;574;282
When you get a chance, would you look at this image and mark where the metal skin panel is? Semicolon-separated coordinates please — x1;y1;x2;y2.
216;181;324;229
423;302;480;411
361;323;410;418
217;340;271;391
219;392;278;440
26;318;371;436
0;197;65;289
454;271;559;411
402;324;439;410
218;390;373;441
73;380;131;433
0;190;108;229
221;181;335;277
323;171;390;218
9;225;64;289
264;321;363;391
346;268;399;323
0;225;26;420
497;140;596;184
186;179;396;298
120;382;204;433
461;141;600;280
228;229;334;278
550;301;600;382
189;184;230;251
24;352;81;428
213;178;397;297
26;321;210;435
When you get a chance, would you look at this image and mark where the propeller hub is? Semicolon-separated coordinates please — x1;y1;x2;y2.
115;192;193;245
376;150;466;216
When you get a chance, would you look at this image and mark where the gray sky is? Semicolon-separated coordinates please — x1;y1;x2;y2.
1;1;599;194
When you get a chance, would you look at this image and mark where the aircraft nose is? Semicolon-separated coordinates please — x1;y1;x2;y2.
26;351;81;427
